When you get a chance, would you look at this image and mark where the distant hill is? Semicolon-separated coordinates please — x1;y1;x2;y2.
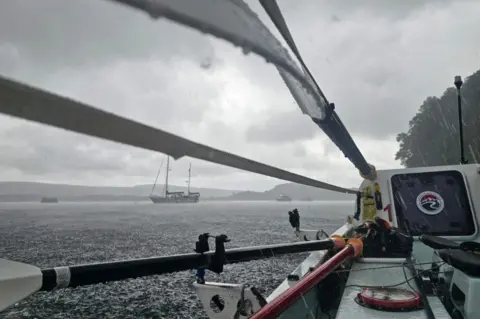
0;181;356;202
217;183;356;201
0;182;238;202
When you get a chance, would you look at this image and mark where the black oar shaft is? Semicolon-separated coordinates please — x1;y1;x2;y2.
40;239;335;291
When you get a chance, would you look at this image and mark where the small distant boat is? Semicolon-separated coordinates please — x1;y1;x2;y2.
40;197;58;203
276;194;292;202
149;157;200;204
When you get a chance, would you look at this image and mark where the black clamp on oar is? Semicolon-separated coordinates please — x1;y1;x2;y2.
195;233;211;284
195;233;230;284
195;233;210;254
208;234;230;274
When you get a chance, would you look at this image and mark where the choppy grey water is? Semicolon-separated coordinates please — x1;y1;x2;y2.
0;201;353;319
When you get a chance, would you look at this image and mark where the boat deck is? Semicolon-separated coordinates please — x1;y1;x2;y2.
335;260;450;319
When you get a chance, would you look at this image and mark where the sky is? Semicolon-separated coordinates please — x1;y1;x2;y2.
0;0;479;191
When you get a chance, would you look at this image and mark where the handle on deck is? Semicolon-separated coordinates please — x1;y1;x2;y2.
250;238;363;319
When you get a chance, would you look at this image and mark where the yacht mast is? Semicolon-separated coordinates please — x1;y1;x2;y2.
163;156;170;197
150;156;165;196
187;163;192;195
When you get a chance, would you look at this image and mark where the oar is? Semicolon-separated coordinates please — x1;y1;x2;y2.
0;237;344;311
40;237;344;291
0;76;355;195
259;0;374;178
250;238;363;319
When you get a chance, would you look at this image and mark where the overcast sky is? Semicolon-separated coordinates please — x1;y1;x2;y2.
1;0;479;191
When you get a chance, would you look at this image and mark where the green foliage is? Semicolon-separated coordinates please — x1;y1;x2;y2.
396;70;480;167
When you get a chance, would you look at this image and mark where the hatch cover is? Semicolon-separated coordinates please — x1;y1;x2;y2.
355;287;422;312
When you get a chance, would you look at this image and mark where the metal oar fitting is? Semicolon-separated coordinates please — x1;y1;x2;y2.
360;163;377;181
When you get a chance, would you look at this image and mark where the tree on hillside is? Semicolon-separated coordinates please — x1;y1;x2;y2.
396;70;480;167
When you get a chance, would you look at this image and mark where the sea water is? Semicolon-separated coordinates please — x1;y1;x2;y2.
0;200;353;319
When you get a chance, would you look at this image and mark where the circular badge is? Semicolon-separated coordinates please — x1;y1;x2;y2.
416;191;444;215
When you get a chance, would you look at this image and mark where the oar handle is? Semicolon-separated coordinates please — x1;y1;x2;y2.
250;238;363;319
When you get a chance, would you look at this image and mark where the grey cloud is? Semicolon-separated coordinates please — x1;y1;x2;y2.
293;145;307;158
282;0;480;138
3;0;462;139
280;0;454;20
0;125;127;176
0;0;218;71
245;110;317;144
187;162;240;178
336;0;453;17
0;126;325;186
38;59;220;128
217;0;476;141
0;59;229;181
330;15;342;23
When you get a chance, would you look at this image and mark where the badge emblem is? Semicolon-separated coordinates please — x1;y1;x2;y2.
416;191;444;215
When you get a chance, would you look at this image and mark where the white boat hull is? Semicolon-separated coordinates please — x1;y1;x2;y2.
149;195;199;203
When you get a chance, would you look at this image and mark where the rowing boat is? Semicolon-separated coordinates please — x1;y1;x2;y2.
0;1;478;318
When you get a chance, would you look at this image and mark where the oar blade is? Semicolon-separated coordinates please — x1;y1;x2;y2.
0;259;42;311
